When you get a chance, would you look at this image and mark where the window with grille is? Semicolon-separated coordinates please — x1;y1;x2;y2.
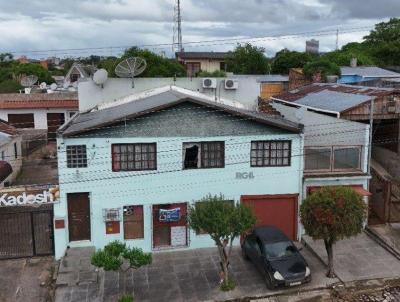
66;145;87;168
123;205;144;239
183;141;224;169
112;143;156;172
250;140;291;167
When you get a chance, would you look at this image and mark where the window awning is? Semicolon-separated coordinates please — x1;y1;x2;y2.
307;185;371;197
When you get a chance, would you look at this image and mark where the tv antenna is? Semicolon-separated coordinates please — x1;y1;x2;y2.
115;57;147;88
173;0;183;53
20;75;38;87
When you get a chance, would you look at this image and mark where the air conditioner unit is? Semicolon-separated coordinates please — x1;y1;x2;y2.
224;79;239;90
202;78;217;89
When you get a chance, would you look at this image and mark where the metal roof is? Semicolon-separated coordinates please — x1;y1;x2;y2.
176;52;228;60
60;87;302;136
293;90;374;113
256;75;289;83
0;93;78;109
341;66;400;78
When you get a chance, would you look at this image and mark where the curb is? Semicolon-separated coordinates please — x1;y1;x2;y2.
364;228;400;261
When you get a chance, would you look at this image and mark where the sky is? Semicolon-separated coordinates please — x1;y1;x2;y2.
0;0;398;59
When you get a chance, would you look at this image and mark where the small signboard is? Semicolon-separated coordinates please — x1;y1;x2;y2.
159;208;181;222
0;186;59;207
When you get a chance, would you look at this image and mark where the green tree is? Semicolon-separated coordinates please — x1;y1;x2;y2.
300;186;366;278
0;80;22;93
364;18;400;43
91;241;152;299
271;49;314;74
14;63;53;83
121;47;186;77
303;59;341;81
226;43;270;75
197;70;226;77
321;48;375;66
188;195;256;290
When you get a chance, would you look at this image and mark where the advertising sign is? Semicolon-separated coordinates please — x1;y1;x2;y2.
159;208;181;222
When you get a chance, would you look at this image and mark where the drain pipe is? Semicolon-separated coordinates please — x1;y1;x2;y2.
367;98;374;189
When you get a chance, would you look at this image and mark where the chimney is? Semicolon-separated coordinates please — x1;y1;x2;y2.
350;58;357;68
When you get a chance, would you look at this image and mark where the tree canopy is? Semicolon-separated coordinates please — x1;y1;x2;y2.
226;43;270;75
188;194;256;290
271;49;314;74
300;186;366;277
364;18;400;44
303;59;341;81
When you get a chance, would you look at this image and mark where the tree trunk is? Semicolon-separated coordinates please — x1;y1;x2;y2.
217;244;229;286
324;239;335;278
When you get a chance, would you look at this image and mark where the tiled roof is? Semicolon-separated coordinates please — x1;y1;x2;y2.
176;52;228;60
341;66;400;78
0;93;78;109
0;120;18;135
293;90;374;113
274;83;400;102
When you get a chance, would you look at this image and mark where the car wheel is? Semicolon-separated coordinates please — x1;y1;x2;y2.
265;275;274;290
241;248;249;260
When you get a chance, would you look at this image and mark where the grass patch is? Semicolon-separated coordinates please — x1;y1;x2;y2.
220;278;236;291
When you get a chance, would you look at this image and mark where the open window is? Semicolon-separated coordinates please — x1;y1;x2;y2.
183;141;224;169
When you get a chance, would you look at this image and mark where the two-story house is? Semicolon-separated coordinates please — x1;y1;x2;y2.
53;86;303;259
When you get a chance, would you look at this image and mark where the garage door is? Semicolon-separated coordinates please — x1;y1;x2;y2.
241;194;298;240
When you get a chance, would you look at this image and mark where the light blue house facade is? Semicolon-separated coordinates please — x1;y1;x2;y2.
53;87;303;259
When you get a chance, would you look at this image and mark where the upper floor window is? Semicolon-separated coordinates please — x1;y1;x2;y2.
112;143;156;172
251;140;291;167
66;145;87;168
304;146;361;172
183;141;224;169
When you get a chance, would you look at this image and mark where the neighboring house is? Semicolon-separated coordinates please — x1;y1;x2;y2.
53;86;303;259
339;66;400;85
0;120;22;187
0;93;78;141
258;75;289;99
176;52;228;77
64;63;90;84
273;83;400;153
271;102;371;222
17;56;48;70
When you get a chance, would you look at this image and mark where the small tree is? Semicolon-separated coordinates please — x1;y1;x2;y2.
91;241;152;299
300;186;366;278
188;194;256;290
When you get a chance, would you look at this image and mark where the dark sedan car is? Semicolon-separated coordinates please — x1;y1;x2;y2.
241;226;311;289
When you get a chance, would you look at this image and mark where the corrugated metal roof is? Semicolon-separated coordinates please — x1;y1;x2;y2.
341;66;400;78
0;92;78;109
293;90;374;113
61;87;302;136
274;83;400;102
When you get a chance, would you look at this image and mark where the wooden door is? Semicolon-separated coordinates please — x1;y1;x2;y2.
67;193;91;242
47;113;65;141
8;113;34;128
260;83;284;99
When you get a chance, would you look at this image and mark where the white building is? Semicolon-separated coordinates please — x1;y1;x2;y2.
0;120;22;187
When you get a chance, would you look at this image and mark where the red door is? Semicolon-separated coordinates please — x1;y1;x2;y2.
241;194;298;240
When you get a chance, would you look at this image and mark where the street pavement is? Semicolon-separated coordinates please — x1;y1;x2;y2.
303;232;400;282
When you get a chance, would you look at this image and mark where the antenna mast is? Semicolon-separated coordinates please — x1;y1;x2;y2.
336;28;339;50
173;0;183;53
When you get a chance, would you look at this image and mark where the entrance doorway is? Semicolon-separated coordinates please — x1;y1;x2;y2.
152;203;188;249
67;193;91;242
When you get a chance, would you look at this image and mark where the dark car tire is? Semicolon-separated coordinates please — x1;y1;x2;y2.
241;248;249;260
265;275;274;290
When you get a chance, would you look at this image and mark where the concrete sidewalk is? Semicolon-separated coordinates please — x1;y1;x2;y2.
302;232;400;282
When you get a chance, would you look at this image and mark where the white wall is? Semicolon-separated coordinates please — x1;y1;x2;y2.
0;109;78;130
184;59;223;73
78;77;263;112
0;135;23;187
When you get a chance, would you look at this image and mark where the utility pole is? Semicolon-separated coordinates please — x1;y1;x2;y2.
173;0;183;53
336;29;339;50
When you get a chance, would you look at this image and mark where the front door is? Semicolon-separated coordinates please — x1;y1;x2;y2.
67;193;91;242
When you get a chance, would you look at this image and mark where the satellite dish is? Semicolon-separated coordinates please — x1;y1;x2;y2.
39;82;47;89
93;69;108;87
50;83;57;91
115;57;147;88
63;82;70;89
20;75;38;87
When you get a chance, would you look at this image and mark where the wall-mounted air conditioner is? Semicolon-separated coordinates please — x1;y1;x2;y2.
202;78;217;89
224;79;239;90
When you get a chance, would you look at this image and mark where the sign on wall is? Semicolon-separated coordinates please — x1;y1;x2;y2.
0;186;59;207
159;208;181;222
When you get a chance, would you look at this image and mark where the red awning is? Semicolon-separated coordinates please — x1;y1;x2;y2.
307;185;371;197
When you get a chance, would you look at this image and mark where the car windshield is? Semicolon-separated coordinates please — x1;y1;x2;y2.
264;241;296;259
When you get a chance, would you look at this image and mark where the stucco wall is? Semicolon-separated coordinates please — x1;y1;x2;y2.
0;135;23;187
183;59;223;73
78;77;263;112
